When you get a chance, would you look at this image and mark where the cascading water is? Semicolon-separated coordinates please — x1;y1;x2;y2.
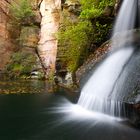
78;0;139;117
78;47;134;116
113;0;137;34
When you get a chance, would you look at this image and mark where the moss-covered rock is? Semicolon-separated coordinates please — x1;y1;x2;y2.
6;47;44;79
0;0;42;79
19;26;39;48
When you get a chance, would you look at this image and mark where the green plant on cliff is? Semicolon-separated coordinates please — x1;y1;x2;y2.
6;52;36;78
58;0;115;73
58;20;93;72
10;0;34;23
94;21;112;43
80;0;115;19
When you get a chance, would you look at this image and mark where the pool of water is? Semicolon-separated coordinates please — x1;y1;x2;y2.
0;80;140;140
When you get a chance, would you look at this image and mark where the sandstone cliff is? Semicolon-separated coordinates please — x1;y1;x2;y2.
0;0;121;79
37;0;61;79
0;0;42;78
0;0;13;70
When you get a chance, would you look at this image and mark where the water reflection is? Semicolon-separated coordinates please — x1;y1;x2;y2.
0;80;56;94
0;85;140;140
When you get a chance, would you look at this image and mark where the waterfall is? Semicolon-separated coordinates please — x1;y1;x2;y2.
112;0;137;49
113;0;137;35
78;0;138;117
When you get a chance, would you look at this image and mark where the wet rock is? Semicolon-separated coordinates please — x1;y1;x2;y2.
76;41;111;85
114;0;122;16
124;83;140;127
103;6;114;17
75;30;140;127
30;70;44;79
65;72;73;85
55;71;74;88
126;103;140;127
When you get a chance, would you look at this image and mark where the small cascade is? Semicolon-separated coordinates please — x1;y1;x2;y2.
78;47;134;116
78;0;139;117
113;0;137;35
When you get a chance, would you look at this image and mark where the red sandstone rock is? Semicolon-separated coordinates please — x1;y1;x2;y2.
0;0;14;70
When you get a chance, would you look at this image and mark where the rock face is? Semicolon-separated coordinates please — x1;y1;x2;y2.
0;0;14;70
37;0;61;78
19;26;39;48
76;30;140;127
55;0;80;87
76;41;111;85
0;0;42;78
114;0;122;15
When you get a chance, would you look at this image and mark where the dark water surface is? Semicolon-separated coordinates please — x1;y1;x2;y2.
0;80;140;140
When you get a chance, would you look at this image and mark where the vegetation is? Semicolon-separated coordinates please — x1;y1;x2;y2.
10;0;34;24
9;0;36;46
80;0;115;19
94;21;112;43
6;0;115;80
6;52;36;78
58;20;93;72
6;0;41;79
57;0;115;73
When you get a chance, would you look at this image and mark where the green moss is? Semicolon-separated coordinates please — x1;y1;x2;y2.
6;52;36;78
10;0;34;24
80;0;115;19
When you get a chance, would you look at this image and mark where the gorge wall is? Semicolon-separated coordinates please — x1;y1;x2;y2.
0;0;121;80
0;0;13;71
0;0;43;78
38;0;61;79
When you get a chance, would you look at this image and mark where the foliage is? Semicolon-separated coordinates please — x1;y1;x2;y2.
47;71;55;83
58;0;115;72
58;20;93;72
94;21;112;43
80;0;115;19
6;52;36;78
10;0;34;23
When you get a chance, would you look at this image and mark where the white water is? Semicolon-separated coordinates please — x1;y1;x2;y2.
113;0;136;35
78;47;134;116
78;0;137;117
112;0;137;49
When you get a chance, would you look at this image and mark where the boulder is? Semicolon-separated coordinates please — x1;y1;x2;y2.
75;30;140;127
76;41;111;85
